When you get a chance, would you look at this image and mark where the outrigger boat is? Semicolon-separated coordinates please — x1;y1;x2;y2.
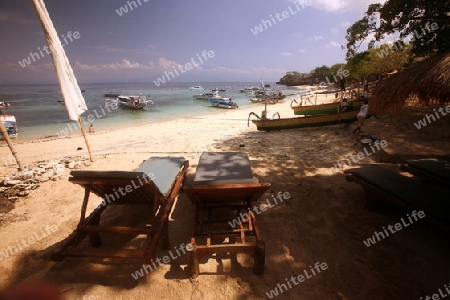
0;115;18;138
290;98;365;115
103;91;121;97
208;98;238;109
193;90;221;100
0;102;11;108
105;94;154;110
248;109;366;131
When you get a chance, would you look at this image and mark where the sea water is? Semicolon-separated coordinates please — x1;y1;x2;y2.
0;82;304;141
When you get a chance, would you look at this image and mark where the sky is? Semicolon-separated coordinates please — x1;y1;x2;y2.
0;0;382;84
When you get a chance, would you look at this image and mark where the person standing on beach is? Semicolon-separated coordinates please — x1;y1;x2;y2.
354;99;369;134
364;81;369;95
89;124;95;133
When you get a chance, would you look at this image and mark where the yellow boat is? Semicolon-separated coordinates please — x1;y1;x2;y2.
249;109;366;131
291;98;365;115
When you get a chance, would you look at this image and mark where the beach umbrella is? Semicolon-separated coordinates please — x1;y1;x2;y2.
370;51;450;114
30;0;94;162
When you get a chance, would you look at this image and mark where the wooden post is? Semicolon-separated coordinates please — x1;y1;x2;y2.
0;120;23;171
78;115;94;162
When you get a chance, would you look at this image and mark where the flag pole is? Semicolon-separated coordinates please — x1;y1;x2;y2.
78;116;94;162
31;0;93;162
0;121;23;171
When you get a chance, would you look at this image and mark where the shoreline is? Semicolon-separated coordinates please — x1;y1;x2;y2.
1;92;343;166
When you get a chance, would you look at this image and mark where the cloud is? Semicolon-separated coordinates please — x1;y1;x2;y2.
340;21;351;28
75;59;157;72
331;27;339;34
290;32;302;38
327;41;343;48
298;49;306;53
0;10;33;24
205;66;287;76
280;52;293;56
85;44;157;54
4;62;55;72
73;57;201;73
86;45;125;52
288;0;383;13
314;35;324;41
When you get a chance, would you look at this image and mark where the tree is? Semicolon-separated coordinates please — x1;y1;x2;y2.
346;51;370;81
364;43;412;75
346;0;450;58
312;65;331;79
330;63;347;75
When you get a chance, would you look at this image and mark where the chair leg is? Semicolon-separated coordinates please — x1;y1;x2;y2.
253;240;265;276
88;211;102;248
187;239;199;278
162;218;170;250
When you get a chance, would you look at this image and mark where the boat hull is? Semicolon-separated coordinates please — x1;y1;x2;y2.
208;98;238;109
0;115;18;139
252;110;364;131
291;99;364;115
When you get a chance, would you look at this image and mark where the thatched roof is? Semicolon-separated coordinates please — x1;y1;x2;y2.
370;51;450;113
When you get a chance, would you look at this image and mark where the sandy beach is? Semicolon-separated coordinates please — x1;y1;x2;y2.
1;96;450;300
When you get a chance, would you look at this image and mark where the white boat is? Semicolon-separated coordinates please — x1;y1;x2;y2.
188;86;204;90
0;115;18;139
208;98;238;109
193;90;221;100
0;102;11;108
239;86;259;93
105;95;154;110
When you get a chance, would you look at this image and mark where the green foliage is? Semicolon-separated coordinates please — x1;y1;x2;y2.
364;43;411;75
312;65;331;77
346;0;450;58
346;51;370;80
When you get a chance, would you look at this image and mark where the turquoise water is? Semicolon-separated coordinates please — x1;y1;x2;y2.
0;82;304;141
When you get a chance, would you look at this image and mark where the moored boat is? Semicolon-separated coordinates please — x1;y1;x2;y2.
189;86;204;90
104;91;121;97
248;109;366;131
105;95;154;110
0;102;11;108
208;98;238;109
0;115;18;138
239;86;259;93
291;98;364;115
193;90;221;100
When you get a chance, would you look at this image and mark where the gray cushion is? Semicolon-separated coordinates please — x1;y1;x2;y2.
135;157;186;195
407;159;450;183
71;157;186;196
70;170;146;180
193;152;254;182
346;165;450;222
189;178;259;186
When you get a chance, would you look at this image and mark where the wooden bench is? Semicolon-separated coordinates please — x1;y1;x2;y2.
345;164;450;230
401;158;450;189
184;152;270;277
53;157;188;263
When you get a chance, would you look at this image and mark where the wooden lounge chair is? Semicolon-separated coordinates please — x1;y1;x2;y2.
53;157;189;263
184;152;271;277
345;164;450;230
400;158;450;189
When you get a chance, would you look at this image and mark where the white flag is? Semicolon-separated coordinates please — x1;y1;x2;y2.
31;0;87;121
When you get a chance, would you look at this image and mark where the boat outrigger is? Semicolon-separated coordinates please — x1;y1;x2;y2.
290;97;365;115
248;110;364;131
105;94;154;110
